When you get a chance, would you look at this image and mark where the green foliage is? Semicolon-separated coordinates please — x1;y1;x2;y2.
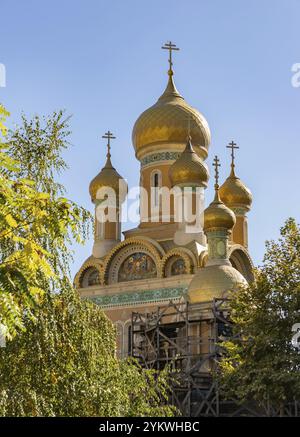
219;218;300;413
0;108;91;338
0;105;9;137
7;110;70;196
119;359;176;417
0;106;175;417
6;110;91;279
0;288;176;416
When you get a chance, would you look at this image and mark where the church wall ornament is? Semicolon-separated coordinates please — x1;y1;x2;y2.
75;259;105;288
84;286;187;309
141;151;181;167
166;257;186;276
207;229;230;261
160;248;195;277
117;251;157;283
87;268;101;286
103;237;164;284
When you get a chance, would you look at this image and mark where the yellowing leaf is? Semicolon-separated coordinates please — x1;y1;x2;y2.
5;214;18;228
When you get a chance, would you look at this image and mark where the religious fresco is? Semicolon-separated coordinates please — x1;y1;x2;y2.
118;252;157;282
87;268;100;286
171;258;186;276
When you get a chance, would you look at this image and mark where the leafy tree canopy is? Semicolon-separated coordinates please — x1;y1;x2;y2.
0;106;176;417
219;218;300;414
0;108;90;339
0;289;175;416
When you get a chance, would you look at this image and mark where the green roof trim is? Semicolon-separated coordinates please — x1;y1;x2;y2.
84;286;188;308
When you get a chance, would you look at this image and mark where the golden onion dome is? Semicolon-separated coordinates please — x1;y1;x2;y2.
89;152;126;203
188;264;247;303
204;190;236;231
169;136;209;188
219;168;252;211
132;73;211;160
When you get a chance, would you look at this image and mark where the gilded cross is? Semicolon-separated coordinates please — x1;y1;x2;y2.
161;41;179;74
213;155;221;188
226;140;239;169
102;130;116;156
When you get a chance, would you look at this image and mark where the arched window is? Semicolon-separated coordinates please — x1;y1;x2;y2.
229;249;254;282
128;325;132;355
124;320;132;357
150;170;162;209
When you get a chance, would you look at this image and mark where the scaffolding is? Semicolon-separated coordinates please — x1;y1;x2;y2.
131;299;300;417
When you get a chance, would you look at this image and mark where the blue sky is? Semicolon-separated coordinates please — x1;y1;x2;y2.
1;0;300;277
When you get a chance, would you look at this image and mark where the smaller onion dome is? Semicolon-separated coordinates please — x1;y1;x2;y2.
169;136;209;188
204;189;236;232
89;148;126;203
219;167;252;211
188;264;247;303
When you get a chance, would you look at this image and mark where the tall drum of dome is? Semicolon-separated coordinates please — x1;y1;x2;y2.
188;156;247;304
132;41;211;162
169;134;209;247
89;131;127;258
219;141;252;248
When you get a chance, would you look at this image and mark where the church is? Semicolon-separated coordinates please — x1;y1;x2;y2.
74;42;253;359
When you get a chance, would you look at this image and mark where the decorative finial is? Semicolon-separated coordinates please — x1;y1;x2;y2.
226;140;239;176
102;130;116;158
213;155;221;191
161;41;179;76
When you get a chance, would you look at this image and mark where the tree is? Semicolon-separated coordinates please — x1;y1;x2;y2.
0;104;9;136
0;289;175;416
6;110;92;283
0;108;176;416
0;108;90;339
219;218;300;415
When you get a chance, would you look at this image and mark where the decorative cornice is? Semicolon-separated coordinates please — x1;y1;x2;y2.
141;151;181;167
84;286;187;309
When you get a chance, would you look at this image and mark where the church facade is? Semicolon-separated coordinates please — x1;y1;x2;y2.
74;43;253;359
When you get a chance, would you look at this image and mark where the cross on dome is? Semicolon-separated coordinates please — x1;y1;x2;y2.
161;41;180;76
213;155;221;190
102;130;116;158
226;140;239;172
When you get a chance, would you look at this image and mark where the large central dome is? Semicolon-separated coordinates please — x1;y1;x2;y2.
132;73;211;161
